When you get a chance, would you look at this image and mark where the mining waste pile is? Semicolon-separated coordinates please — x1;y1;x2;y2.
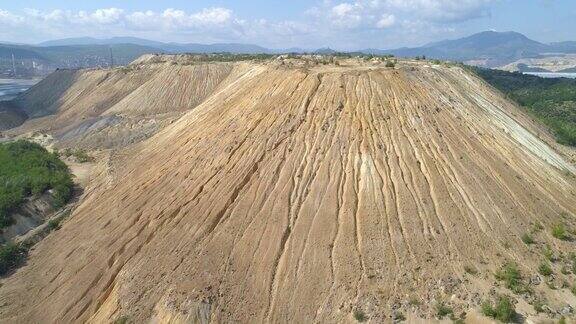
0;55;575;323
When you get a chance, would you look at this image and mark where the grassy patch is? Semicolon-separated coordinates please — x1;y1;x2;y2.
0;140;74;228
552;223;569;241
538;262;553;276
436;302;453;319
542;244;555;262
521;233;535;245
0;243;28;276
531;222;544;234
495;262;529;294
533;299;546;313
59;148;94;163
353;309;366;322
113;316;129;324
481;296;516;323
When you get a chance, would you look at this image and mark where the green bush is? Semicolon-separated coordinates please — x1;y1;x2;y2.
495;262;526;293
552;223;569;241
114;316;129;324
481;296;516;323
0;140;74;228
521;233;535;245
542;244;555;262
0;243;27;275
436;302;453;319
353;309;366;322
538;262;553;276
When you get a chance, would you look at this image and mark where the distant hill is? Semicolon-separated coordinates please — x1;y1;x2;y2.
4;31;576;76
40;37;272;54
377;31;556;66
549;41;576;53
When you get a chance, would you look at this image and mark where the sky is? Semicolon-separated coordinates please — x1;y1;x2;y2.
0;0;575;50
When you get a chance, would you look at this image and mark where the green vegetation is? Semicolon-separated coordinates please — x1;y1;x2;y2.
435;302;453;319
481;296;516;323
59;148;94;163
0;209;71;277
353;309;366;322
531;222;544;234
113;316;130;324
0;243;27;276
471;67;576;146
521;233;535;245
495;262;527;293
538;262;553;276
542;244;555;262
533;299;545;313
385;60;396;68
551;223;569;241
0;140;74;228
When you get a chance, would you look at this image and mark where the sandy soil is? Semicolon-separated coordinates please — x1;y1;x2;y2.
0;57;574;323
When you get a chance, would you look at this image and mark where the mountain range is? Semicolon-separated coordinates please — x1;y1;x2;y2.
1;31;576;77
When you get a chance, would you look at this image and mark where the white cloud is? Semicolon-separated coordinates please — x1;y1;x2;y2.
0;1;499;49
0;9;24;25
385;0;495;22
376;14;396;28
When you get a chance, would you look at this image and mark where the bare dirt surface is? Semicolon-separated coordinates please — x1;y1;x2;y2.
0;56;575;323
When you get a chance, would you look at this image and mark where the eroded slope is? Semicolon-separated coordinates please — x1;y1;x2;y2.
0;60;575;323
9;60;238;149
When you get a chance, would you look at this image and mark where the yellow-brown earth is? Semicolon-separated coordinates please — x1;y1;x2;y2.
1;56;575;323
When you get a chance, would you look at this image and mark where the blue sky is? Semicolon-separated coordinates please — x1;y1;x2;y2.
1;1;575;49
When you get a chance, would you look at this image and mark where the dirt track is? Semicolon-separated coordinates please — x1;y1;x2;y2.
0;57;575;323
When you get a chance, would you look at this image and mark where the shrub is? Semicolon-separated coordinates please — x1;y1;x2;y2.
114;316;129;324
552;223;569;240
0;243;27;276
436;302;453;319
353;309;366;322
495;262;526;293
481;296;516;323
538;262;553;276
533;299;545;313
531;222;544;233
542;245;555;262
385;61;396;68
0;140;74;228
47;218;61;231
521;233;535;245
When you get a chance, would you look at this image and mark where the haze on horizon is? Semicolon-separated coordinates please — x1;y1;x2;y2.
1;0;575;50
